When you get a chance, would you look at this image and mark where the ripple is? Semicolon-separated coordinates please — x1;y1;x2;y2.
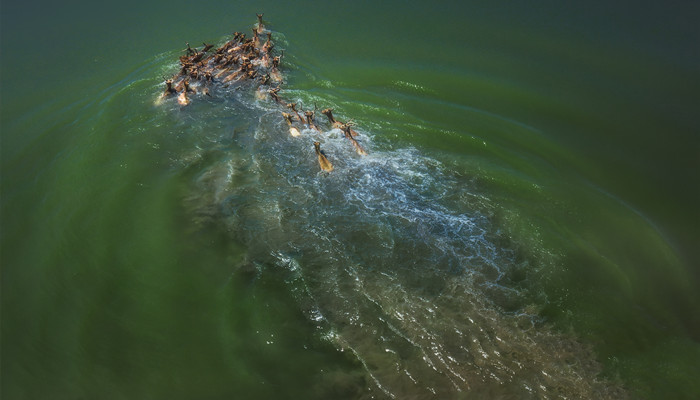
163;39;627;399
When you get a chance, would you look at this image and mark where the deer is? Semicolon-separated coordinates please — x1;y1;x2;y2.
161;79;177;97
201;42;214;53
314;142;334;172
321;108;358;137
268;87;283;104
340;122;367;155
252;28;262;49
304;110;322;132
177;87;191;106
270;55;283;83
285;103;304;123
281;112;301;137
256;13;265;34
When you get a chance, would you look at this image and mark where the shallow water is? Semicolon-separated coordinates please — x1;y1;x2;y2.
2;1;699;399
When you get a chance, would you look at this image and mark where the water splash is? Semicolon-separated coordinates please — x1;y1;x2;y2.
176;101;626;398
158;24;628;400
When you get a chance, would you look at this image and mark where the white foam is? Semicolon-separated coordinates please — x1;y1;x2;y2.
176;58;624;399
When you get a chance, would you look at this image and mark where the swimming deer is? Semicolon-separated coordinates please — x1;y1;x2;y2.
340;122;367;155
321;108;358;137
155;78;178;105
256;13;265;34
252;28;262;49
286;103;304;123
184;42;195;56
262;33;273;53
270;55;283;83
177;88;191;106
259;33;274;68
217;33;244;54
175;79;196;94
162;79;177;97
304;110;322;132
314;142;334;172
268;87;283;104
222;61;250;83
201;42;214;53
281;112;301;137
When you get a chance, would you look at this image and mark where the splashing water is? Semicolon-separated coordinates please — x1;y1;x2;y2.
157;25;628;400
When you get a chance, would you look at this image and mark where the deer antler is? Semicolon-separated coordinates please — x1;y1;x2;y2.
184;42;195;55
268;87;282;102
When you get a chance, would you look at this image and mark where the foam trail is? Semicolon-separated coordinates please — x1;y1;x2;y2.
182;111;626;398
164;19;627;399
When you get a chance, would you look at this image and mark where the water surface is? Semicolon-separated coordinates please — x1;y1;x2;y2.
2;1;699;399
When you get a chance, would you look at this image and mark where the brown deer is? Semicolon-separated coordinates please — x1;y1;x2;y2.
175;79;196;94
162;79;177;97
201;42;214;52
270;55;283;83
155;79;178;105
222;61;250;83
262;33;273;54
304;110;322;132
281;112;301;137
252;28;262;49
321;108;358;137
256;13;265;34
340;122;367;155
286;103;304;123
184;42;195;56
314;142;334;172
177;88;191;106
268;87;283;104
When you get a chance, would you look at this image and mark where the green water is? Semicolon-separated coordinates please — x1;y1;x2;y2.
2;1;698;399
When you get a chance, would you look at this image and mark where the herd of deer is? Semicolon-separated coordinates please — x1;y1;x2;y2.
157;14;367;172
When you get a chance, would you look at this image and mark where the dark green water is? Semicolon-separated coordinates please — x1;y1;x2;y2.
2;1;698;399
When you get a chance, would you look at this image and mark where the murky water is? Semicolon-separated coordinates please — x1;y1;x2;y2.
2;1;698;399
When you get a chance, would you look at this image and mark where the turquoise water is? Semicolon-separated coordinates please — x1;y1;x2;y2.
2;1;698;399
